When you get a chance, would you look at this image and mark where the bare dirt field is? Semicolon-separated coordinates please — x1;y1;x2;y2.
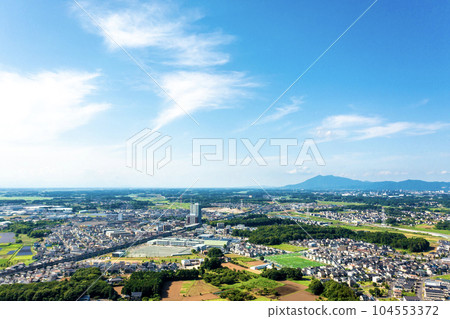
222;262;261;274
113;286;123;296
277;280;317;301
161;280;220;301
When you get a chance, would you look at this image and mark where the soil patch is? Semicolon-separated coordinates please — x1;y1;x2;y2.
222;262;261;274
277;280;317;301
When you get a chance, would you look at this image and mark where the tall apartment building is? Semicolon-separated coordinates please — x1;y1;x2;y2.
186;203;202;225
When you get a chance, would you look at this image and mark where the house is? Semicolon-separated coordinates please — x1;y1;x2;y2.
131;292;143;301
403;296;420;301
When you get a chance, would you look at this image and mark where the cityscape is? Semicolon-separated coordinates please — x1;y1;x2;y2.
0;186;449;301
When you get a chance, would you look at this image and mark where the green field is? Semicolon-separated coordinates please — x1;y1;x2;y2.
268;244;308;252
291;276;312;287
432;274;450;281
225;276;282;290
265;253;325;268
0;236;37;268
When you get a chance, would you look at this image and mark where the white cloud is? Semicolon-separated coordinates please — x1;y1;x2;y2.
355;122;448;140
74;1;256;129
315;114;448;142
0;70;109;143
315;114;381;141
286;166;310;175
258;97;303;125
321;114;381;128
152;71;253;130
411;98;429;108
78;1;232;67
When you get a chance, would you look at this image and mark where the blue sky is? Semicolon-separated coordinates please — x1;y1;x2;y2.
0;0;448;187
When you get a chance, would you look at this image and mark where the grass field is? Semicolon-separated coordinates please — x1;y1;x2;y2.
432;274;450;280
268;244;308;252
0;236;37;268
291;276;312;287
265;253;325;268
226;277;283;290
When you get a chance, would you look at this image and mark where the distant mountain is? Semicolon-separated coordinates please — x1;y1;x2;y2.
283;175;450;191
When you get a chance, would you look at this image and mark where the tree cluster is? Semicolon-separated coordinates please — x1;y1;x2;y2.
309;279;358;301
435;220;450;230
207;248;224;258
203;268;253;286
240;223;430;252
261;267;303;281
122;269;199;299
0;268;115;301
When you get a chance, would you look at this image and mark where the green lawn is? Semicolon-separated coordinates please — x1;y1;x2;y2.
402;292;416;297
268;244;308;252
253;296;272;301
432;274;450;280
291;276;312;287
265;253;325;268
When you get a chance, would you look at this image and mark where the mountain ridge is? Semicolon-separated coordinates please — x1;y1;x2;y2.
283;175;450;191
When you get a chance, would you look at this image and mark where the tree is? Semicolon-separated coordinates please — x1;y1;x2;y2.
201;257;222;270
207;248;224;258
309;279;324;295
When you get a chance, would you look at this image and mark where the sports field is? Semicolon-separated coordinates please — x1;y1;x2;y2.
265;253;325;268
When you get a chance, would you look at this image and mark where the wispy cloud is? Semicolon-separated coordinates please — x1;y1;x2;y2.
0;69;109;143
75;0;255;129
355;122;448;140
315;114;381;141
258;97;303;125
152;71;253;130
76;1;233;67
315;114;448;141
410;98;430;108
